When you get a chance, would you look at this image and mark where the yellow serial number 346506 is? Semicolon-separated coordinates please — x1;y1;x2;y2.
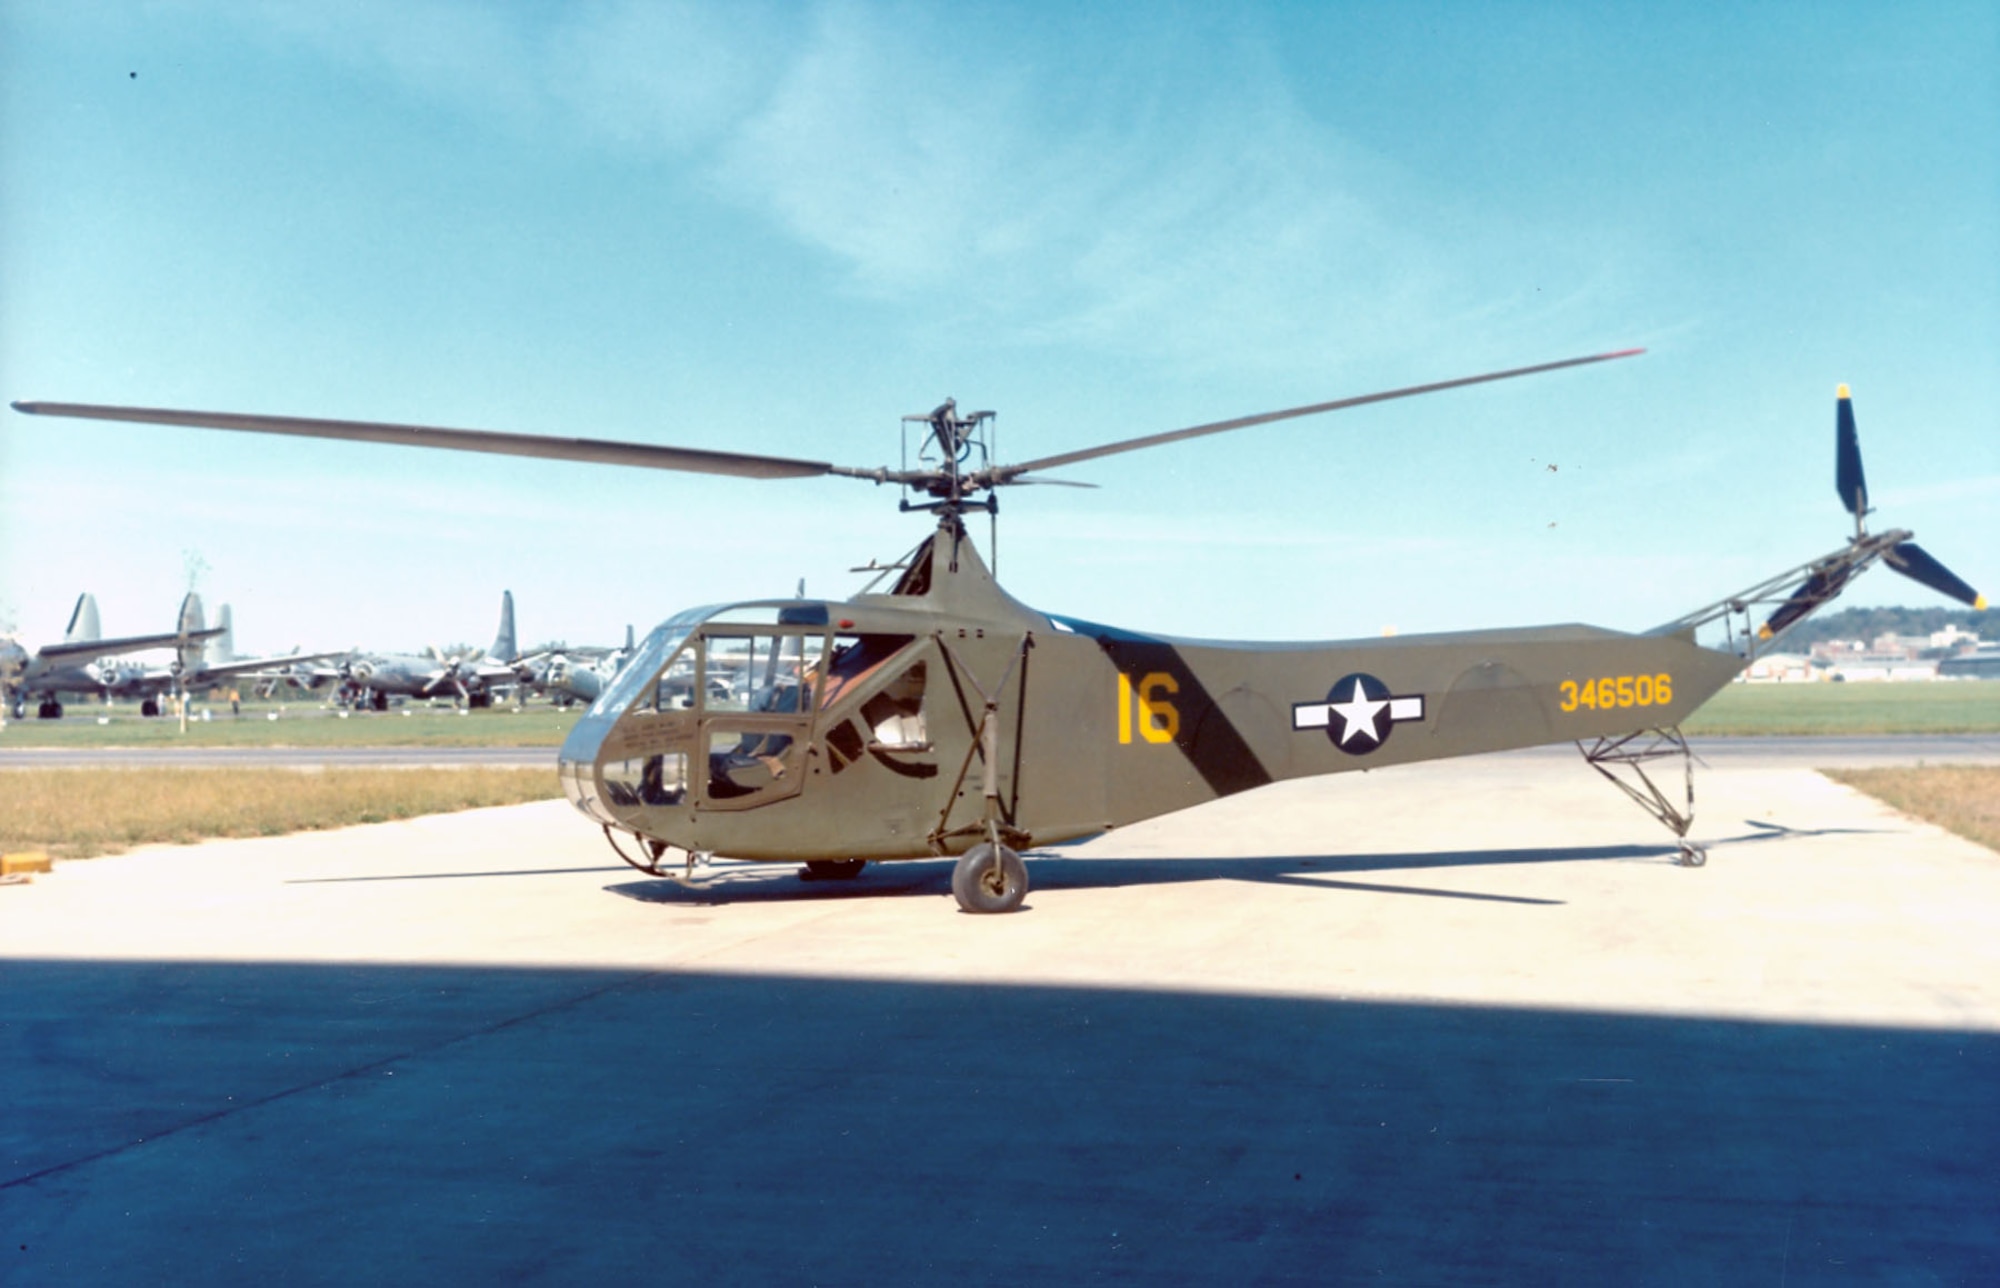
1559;674;1673;713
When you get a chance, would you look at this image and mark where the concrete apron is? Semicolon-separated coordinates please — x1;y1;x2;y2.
7;755;1997;1029
4;753;1997;1283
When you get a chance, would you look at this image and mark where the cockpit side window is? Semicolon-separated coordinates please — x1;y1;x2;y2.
699;632;826;714
819;634;911;707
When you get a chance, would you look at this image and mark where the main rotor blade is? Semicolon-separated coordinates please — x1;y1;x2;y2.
994;348;1644;478
9;401;846;481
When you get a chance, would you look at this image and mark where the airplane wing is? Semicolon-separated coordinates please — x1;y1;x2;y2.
188;650;348;683
36;626;223;663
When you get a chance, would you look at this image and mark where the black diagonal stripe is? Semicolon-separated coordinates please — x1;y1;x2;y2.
1095;636;1273;797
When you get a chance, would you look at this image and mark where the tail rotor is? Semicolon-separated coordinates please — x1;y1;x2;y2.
1756;384;1984;642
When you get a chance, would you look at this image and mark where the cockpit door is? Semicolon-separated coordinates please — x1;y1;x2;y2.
694;628;826;810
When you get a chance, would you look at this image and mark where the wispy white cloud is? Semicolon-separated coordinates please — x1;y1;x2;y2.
234;2;1621;375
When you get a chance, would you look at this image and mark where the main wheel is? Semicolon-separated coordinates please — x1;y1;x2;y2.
140;698;160;717
804;859;867;881
951;843;1028;914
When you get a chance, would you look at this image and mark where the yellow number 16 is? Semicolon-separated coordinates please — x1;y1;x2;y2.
1117;671;1180;744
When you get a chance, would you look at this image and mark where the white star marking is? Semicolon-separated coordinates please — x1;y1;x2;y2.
1328;676;1388;747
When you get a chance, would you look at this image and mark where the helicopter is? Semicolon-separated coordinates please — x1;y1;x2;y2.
12;351;1984;913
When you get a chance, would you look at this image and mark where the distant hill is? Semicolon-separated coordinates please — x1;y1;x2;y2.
1783;606;1992;650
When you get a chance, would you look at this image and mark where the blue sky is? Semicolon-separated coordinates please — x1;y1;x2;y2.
3;2;1995;655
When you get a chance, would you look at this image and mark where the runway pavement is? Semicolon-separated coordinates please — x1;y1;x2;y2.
3;751;1996;1282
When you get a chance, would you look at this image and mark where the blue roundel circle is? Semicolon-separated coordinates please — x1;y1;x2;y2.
1321;672;1394;754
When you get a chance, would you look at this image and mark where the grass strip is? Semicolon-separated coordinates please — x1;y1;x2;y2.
0;767;561;860
1826;766;2000;854
0;702;582;749
1682;682;2000;736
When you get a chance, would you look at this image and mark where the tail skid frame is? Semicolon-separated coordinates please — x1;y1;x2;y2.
1578;728;1706;867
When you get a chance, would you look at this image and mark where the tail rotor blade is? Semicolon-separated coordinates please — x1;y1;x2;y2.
1759;569;1840;640
1835;384;1868;517
1886;541;1986;609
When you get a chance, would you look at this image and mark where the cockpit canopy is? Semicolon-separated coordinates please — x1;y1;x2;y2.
562;599;936;829
587;602;836;722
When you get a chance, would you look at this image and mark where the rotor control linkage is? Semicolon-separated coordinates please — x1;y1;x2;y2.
1579;728;1707;867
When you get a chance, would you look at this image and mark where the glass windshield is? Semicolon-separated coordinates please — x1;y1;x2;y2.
587;606;715;718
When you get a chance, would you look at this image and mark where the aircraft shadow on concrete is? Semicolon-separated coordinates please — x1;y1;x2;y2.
602;851;1591;910
603;818;1888;910
264;818;1892;901
289;865;632;885
5;957;1995;1283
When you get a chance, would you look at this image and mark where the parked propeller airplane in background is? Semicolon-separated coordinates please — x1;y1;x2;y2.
12;357;1984;912
336;591;525;710
94;597;345;716
1;591;221;720
523;625;638;708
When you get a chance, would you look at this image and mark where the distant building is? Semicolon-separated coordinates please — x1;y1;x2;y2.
1801;629;1983;680
1828;654;1939;682
1939;645;2000;681
1742;653;1817;683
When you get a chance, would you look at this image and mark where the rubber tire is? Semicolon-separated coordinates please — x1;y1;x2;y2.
951;843;1028;914
140;698;160;718
805;859;868;881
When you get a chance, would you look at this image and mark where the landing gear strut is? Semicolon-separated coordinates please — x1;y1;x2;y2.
1580;727;1708;867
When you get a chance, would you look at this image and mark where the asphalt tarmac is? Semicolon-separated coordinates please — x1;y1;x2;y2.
3;749;1996;1283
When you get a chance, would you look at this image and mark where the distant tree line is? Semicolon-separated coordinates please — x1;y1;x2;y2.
1783;606;1993;650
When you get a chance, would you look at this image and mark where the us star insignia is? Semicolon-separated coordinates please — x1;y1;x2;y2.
1292;672;1425;754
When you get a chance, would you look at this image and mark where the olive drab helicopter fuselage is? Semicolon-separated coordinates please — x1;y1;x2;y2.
13;359;1984;912
555;517;1741;870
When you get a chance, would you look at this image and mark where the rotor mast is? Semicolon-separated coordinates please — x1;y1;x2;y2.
899;398;998;519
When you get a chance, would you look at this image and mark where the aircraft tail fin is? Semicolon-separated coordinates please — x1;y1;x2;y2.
491;590;518;663
64;592;102;643
177;593;207;673
207;604;237;666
